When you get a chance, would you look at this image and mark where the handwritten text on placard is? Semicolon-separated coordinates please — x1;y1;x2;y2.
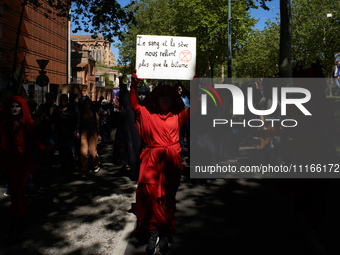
136;35;196;80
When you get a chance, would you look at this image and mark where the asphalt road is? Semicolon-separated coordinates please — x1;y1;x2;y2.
1;138;340;255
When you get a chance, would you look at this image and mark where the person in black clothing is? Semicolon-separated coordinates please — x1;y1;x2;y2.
34;92;57;187
98;99;111;143
52;94;77;174
27;94;38;118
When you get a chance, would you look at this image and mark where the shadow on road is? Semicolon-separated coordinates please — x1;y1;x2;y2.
0;143;136;255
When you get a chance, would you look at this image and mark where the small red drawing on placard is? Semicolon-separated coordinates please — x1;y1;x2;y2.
179;50;192;63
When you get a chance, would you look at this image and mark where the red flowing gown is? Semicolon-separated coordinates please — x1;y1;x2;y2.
130;84;189;234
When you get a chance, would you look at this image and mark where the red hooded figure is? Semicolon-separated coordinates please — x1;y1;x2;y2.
129;71;190;254
0;96;50;230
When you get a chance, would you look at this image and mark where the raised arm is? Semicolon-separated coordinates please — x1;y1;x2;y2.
129;70;143;111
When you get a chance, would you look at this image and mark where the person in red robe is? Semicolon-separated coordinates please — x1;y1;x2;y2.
0;96;52;242
129;71;190;255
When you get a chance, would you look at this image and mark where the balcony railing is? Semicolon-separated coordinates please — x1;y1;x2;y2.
72;77;84;84
96;81;104;86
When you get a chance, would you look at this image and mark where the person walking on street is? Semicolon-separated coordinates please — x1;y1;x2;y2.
52;94;77;175
97;99;111;143
35;92;57;147
176;82;190;161
130;70;190;255
0;96;53;243
331;57;340;96
27;94;38;119
34;92;57;186
76;97;101;177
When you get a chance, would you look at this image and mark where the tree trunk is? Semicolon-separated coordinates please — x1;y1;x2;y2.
210;60;214;78
221;53;224;79
279;0;292;78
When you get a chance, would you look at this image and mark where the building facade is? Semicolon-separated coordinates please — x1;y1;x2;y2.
96;67;119;88
71;49;96;99
71;34;116;67
95;66;119;100
70;42;116;101
1;0;69;102
70;36;118;101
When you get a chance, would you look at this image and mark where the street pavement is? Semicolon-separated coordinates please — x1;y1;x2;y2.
1;137;340;255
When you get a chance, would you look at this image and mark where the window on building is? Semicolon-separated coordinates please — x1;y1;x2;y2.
96;50;101;62
97;45;101;50
82;45;87;50
90;45;94;50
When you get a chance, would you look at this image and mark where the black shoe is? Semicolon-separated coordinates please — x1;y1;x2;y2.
159;237;171;254
146;236;159;255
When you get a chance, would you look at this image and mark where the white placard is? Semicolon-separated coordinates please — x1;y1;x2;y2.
136;35;196;80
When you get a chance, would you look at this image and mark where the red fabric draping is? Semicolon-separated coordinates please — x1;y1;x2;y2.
129;72;189;233
0;96;45;217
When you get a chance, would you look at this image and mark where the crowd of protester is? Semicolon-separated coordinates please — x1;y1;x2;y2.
0;59;339;255
0;89;133;242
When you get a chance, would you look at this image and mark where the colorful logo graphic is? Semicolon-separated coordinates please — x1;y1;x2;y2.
198;82;222;107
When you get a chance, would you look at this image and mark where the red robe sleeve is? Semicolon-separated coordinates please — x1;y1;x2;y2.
179;107;190;127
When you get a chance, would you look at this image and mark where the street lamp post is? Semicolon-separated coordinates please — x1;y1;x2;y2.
36;59;49;104
228;0;232;79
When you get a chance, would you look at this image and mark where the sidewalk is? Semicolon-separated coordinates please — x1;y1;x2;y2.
1;138;340;255
0;142;137;255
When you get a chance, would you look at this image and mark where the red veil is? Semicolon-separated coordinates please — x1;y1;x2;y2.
144;84;185;115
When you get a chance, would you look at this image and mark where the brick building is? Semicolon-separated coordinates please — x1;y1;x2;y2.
70;43;116;101
71;34;116;67
71;49;96;99
0;0;69;102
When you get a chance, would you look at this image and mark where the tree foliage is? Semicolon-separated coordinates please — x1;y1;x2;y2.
71;0;135;41
15;0;135;42
11;0;274;78
291;0;340;76
233;0;340;78
233;20;280;78
15;0;340;80
116;0;257;78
